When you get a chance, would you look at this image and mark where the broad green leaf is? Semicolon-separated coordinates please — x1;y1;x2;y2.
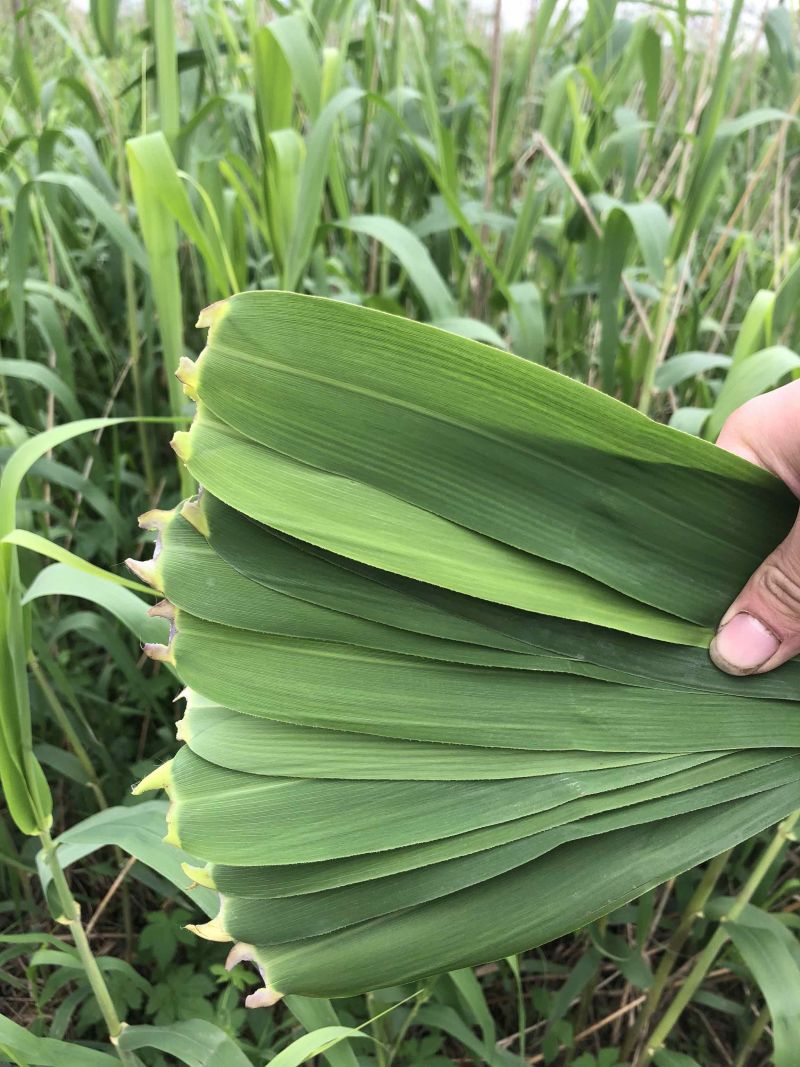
127;135;185;418
24;563;167;645
0;416;127;538
255;783;800;996
126;132;232;297
253;26;292;142
640;23;661;123
265;15;322;119
209;753;799;900
337;215;457;321
284;88;365;289
30;172;147;269
169;611;800;751
117;1019;252;1067
655;353;731;391
731;289;776;365
508;280;545;362
433;317;508;349
181;414;702;644
167;745;729;865
155;511;687;683
35;803;217;917
189;293;792;628
89;0;118;57
196;496;800;702
178;700;679;780
151;0;180;145
0;357;82;421
283;997;362;1067
653;1052;702;1067
0;1014;118;1066
704;899;800;1067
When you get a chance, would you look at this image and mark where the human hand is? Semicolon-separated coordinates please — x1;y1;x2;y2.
710;379;800;675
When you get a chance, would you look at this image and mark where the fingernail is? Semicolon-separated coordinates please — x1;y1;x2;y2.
709;612;781;674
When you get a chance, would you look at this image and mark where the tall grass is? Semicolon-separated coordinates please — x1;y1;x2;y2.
1;0;800;1064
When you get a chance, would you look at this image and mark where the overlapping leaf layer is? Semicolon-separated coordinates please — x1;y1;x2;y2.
132;291;800;1002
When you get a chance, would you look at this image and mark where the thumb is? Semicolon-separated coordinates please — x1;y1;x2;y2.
709;515;800;675
710;385;800;675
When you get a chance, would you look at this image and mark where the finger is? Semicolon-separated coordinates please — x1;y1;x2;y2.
711;384;800;675
709;514;800;674
716;380;800;495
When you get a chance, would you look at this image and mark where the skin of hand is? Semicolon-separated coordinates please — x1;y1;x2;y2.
710;378;800;675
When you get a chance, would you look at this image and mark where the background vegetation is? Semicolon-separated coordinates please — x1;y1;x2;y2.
2;0;800;1063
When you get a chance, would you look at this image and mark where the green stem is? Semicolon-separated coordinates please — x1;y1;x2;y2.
622;848;732;1060
637;262;675;416
28;653;106;808
113;79;155;496
640;811;800;1065
368;991;390;1067
385;984;431;1067
38;828;138;1066
732;1004;769;1067
28;651;135;957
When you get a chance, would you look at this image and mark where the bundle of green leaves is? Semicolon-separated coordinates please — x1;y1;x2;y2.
132;291;800;1004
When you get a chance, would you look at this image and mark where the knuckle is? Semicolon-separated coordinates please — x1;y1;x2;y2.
759;559;800;618
720;395;769;441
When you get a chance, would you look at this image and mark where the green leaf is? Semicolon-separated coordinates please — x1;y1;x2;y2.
129;294;800;1001
255;783;799;997
24;564;167;644
183;414;702;643
117;1019;252;1067
0;1014;118;1067
653;1052;702;1067
30;172;147;270
283;997;362;1067
189;292;792;630
705;899;800;1067
284;88;364;288
706;346;800;440
4;529;156;597
508;280;545;362
265;1027;371;1067
35;803;217;918
337;215;456;321
89;0;119;57
265;15;322;119
0;358;82;421
640;23;661;123
0;418;126;539
655;353;731;391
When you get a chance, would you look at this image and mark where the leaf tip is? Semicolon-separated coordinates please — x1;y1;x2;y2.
148;598;176;622
124;556;162;590
132;758;173;796
181;862;216;890
186;913;232;943
245;986;283;1009
143;641;175;665
163;817;182;848
138;508;174;532
180;495;209;537
225;944;283;1008
176;356;200;401
170;430;192;464
196;299;230;330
